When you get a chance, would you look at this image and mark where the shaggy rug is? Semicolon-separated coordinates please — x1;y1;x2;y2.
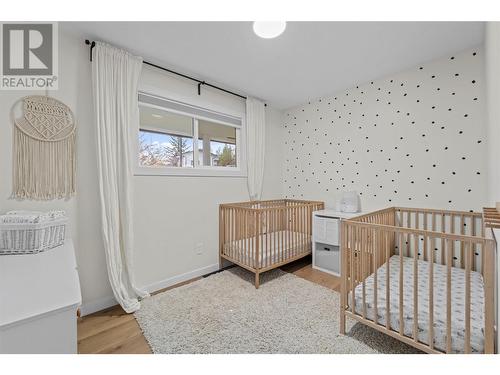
134;268;422;354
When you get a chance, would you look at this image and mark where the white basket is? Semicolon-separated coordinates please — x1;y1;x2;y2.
0;217;67;255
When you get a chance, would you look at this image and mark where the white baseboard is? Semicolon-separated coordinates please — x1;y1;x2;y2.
142;263;220;294
79;263;220;317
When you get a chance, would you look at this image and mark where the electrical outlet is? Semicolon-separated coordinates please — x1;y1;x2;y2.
195;243;203;255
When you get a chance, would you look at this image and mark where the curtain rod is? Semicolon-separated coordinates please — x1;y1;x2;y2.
85;40;266;106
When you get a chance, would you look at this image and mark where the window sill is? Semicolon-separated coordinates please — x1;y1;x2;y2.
134;166;247;178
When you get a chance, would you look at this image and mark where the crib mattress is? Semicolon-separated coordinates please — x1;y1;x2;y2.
350;255;485;353
224;230;310;268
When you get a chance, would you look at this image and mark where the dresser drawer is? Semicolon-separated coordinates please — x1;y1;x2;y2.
314;243;340;275
313;216;340;245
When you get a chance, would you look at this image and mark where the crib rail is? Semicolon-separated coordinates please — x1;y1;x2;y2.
340;207;496;354
219;199;324;288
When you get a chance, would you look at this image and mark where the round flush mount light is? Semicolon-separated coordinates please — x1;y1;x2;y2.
253;21;286;39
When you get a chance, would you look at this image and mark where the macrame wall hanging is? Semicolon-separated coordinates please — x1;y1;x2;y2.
12;95;76;200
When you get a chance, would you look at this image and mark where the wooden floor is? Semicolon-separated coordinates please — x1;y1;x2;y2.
77;256;340;354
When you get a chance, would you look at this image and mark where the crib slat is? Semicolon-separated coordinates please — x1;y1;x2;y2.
245;209;249;266
230;208;234;261
235;208;238;263
471;217;477;272
264;209;268;268
257;209;260;265
460;215;465;269
350;225;355;315
281;208;285;262
297;206;301;258
373;228;378;325
245;209;248;266
407;212;411;257
300;208;309;253
413;233;419;342
264;209;267;267
226;208;230;260
239;209;242;265
441;214;446;265
305;205;308;254
428;234;434;350
262;210;266;268
296;205;300;257
432;214;436;266
236;208;239;264
268;209;271;267
446;238;452;353
302;205;306;255
298;205;301;256
278;208;282;263
229;208;232;260
385;230;390;330
250;209;253;266
290;207;293;259
451;215;455;267
399;230;404;336
362;226;367;319
236;208;240;263
274;209;277;264
423;213;428;261
484;240;495;353
340;221;348;334
293;208;300;256
481;231;485;275
287;207;291;262
241;210;249;265
465;240;471;354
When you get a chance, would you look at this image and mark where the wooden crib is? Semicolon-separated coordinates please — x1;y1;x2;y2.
219;199;324;288
340;207;496;353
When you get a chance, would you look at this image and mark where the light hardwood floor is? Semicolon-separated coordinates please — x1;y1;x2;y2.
77;256;340;354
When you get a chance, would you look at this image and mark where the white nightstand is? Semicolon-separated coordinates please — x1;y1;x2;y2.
312;209;361;276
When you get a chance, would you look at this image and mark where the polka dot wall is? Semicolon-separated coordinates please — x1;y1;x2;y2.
283;47;487;212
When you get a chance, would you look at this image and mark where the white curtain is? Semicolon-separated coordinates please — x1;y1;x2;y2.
91;42;149;313
246;97;266;201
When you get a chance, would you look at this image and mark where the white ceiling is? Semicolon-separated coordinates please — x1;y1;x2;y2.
65;22;484;109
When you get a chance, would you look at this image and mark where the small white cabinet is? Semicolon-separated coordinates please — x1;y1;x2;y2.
312;210;361;276
0;240;81;354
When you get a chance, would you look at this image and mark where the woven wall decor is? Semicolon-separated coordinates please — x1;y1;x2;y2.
12;95;76;200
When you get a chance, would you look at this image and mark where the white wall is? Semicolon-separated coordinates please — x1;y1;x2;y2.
282;47;488;212
0;28;284;314
485;21;500;351
0;30;113;314
486;22;500;206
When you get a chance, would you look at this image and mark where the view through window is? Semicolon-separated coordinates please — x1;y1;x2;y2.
138;104;239;171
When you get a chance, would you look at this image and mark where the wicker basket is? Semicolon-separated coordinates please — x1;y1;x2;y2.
0;217;67;255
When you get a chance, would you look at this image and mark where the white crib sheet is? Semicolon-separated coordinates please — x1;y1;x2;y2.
224;230;310;267
350;255;485;353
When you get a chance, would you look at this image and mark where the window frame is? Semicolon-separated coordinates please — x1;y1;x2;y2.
135;93;246;178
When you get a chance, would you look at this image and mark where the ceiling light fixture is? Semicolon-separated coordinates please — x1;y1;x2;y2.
151;114;163;119
253;21;286;39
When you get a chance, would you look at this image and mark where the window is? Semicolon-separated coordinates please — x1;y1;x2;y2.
139;109;194;168
198;120;237;167
136;93;245;177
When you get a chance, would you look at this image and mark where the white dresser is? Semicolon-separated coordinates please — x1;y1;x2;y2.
0;240;81;353
312;210;361;276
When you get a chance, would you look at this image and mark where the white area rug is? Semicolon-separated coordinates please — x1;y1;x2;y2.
134;268;422;354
